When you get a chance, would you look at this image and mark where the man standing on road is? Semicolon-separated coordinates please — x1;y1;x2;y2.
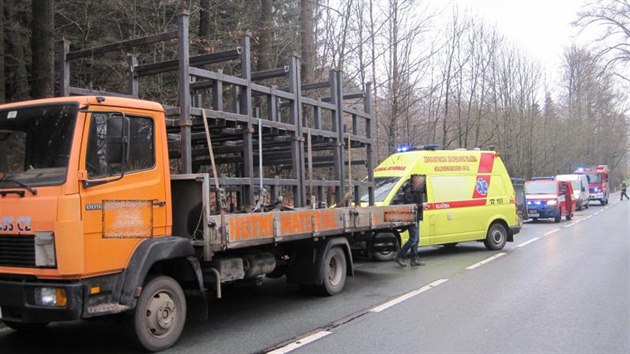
395;174;426;267
621;181;629;201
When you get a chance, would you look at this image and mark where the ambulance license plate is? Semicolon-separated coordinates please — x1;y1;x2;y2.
528;211;539;217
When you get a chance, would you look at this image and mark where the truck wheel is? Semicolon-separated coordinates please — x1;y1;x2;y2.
2;320;49;331
319;247;347;296
554;209;562;223
372;233;400;262
483;223;507;250
130;276;187;352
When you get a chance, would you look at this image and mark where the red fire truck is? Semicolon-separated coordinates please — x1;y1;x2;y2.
576;165;609;205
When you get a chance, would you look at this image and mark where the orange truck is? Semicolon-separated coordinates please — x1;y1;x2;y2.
0;96;417;351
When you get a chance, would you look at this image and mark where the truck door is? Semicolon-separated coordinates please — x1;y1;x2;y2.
79;111;167;275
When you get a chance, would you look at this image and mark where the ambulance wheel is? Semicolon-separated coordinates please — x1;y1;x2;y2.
372;233;400;262
554;209;562;223
318;247;347;296
129;276;186;352
484;223;507;250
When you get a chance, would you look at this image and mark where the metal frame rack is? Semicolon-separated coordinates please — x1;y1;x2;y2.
57;9;375;212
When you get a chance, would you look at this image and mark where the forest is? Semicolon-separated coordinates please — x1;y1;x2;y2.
0;0;628;182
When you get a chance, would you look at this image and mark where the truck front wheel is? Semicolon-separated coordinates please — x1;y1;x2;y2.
130;276;187;352
319;247;347;296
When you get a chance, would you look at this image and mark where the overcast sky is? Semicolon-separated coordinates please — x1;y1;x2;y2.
431;0;592;86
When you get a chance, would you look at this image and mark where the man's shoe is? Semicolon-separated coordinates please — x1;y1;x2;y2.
394;256;407;267
410;259;426;266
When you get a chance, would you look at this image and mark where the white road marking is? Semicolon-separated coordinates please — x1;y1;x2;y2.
267;331;332;354
594;212;601;215
517;237;540;248
0;326;11;334
369;279;448;313
465;253;506;270
544;228;561;236
563;222;576;228
585;215;593;219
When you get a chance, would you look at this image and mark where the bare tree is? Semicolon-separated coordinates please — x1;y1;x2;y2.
575;0;630;81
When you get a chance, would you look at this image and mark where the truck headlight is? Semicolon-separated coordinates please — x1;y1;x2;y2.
35;232;56;267
34;287;67;307
547;200;557;205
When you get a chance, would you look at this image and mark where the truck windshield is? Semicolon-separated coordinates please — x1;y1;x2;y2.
525;181;557;195
360;176;401;203
0;104;78;188
585;173;602;184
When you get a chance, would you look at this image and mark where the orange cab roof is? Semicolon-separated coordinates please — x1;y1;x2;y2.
0;96;164;112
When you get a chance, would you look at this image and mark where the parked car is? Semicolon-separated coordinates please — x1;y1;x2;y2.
525;179;575;222
555;174;590;210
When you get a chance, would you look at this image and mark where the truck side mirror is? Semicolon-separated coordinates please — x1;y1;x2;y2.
106;115;130;165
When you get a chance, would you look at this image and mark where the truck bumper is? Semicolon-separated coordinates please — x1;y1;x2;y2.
0;279;84;323
0;273;127;324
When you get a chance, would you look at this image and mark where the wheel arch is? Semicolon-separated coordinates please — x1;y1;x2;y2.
485;217;513;242
119;237;206;319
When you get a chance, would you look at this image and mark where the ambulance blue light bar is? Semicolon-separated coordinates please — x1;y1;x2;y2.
395;144;440;153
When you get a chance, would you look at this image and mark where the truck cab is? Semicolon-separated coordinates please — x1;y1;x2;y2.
525;179;574;222
576;165;609;205
0;96;173;330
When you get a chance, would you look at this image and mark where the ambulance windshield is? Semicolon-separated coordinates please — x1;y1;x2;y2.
360;176;400;202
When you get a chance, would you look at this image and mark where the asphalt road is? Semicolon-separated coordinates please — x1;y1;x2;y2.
1;195;628;353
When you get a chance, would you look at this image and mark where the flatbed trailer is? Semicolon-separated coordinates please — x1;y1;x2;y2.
0;9;417;352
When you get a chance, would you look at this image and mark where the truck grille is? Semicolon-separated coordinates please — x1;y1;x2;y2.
0;235;36;267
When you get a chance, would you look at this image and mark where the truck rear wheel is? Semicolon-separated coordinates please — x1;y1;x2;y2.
483;223;507;250
130;276;187;352
319;247;347;296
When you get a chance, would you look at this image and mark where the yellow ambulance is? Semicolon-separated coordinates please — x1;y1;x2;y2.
365;147;520;260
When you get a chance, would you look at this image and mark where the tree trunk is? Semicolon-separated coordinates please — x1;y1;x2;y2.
5;0;29;101
31;0;55;99
0;0;5;103
257;0;273;71
199;0;211;38
300;0;315;82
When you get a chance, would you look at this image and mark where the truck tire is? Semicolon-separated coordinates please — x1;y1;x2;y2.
554;209;562;223
130;276;187;352
372;233;400;262
483;223;507;250
318;247;347;296
2;320;49;331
